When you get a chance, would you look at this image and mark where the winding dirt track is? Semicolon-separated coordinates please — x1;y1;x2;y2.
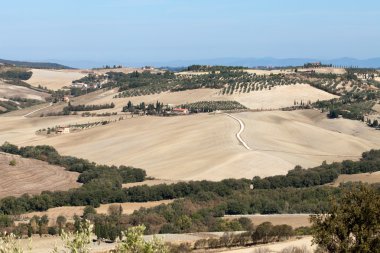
1;110;380;180
225;113;252;150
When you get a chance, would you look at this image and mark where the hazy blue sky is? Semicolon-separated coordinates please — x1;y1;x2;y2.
1;0;379;66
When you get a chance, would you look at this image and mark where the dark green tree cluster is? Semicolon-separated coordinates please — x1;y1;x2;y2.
180;101;247;112
122;100;164;115
314;89;379;122
94;205;124;241
339;149;380;174
0;70;32;80
252;149;380;189
0;214;13;229
78;165;146;184
187;65;248;72
64;102;115;112
252;165;339;189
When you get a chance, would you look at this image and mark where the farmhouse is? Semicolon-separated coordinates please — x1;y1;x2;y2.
172;108;189;115
71;82;88;89
304;62;322;68
63;96;70;102
56;127;70;134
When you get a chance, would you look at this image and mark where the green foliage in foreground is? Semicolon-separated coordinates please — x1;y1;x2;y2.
1;222;168;253
0;232;25;253
113;225;169;253
311;184;380;253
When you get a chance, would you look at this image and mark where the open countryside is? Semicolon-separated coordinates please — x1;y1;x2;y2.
1;1;380;253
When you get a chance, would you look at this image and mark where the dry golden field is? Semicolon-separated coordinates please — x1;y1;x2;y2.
1;109;379;181
0;152;80;198
25;69;87;90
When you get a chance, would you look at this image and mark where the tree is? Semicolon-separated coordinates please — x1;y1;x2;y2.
113;225;168;253
73;215;81;232
372;120;379;128
83;206;97;220
253;222;274;243
39;215;49;236
9;159;16;166
56;215;67;235
58;220;93;253
310;184;380;252
328;110;339;119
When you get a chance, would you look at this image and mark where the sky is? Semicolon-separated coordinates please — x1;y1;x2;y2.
1;0;379;67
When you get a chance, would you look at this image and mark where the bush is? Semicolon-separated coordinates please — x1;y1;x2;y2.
9;159;16;166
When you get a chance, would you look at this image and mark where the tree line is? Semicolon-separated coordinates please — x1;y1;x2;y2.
0;143;379;227
180;101;247;112
0;70;32;80
64;102;115;112
122;100;164;115
252;149;380;189
2;185;378;252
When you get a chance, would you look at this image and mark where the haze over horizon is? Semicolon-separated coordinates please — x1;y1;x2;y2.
1;0;380;68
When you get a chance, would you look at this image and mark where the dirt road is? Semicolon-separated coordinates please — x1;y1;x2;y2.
225;113;252;150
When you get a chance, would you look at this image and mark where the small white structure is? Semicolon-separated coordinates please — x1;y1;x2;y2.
56;127;70;134
71;82;88;89
63;96;70;102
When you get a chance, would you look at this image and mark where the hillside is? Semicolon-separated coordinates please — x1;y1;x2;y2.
0;152;80;198
25;68;87;90
0;58;72;69
1;109;379;181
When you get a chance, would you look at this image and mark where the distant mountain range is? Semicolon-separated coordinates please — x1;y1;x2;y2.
0;58;72;69
148;57;380;69
71;57;380;69
2;57;380;69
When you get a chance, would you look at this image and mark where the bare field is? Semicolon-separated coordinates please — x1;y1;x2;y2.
23;67;162;92
298;67;346;75
20;200;174;226
15;83;337;118
224;84;338;109
0;152;80;198
85;88;224;112
93;67;163;75
178;67;345;77
26;69;87;90
18;235;314;253
372;103;380;113
1;110;379;181
72;84;336;113
245;69;294;75
219;236;315;253
0;114;116;143
224;214;311;228
331;171;380;186
176;71;211;75
17;232;241;253
0;82;49;101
